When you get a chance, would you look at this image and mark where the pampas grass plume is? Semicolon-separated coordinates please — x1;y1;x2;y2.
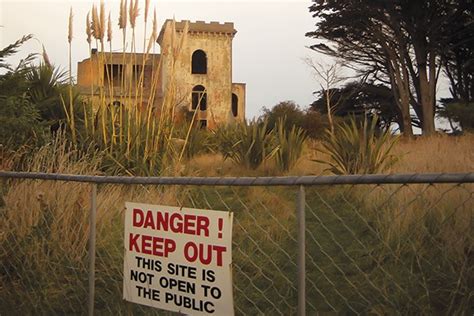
129;0;139;29
86;12;92;44
145;0;150;23
68;7;73;43
99;0;105;40
91;4;100;40
107;12;112;42
42;45;52;68
152;8;158;41
119;0;127;29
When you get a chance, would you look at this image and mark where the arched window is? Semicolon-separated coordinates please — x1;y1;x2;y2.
191;50;207;74
199;120;207;129
192;85;207;111
232;93;238;117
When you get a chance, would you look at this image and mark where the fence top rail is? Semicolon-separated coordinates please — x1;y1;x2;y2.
1;171;473;186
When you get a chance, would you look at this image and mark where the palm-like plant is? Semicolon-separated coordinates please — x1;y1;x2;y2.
316;116;399;174
0;34;35;71
25;63;84;133
275;118;307;172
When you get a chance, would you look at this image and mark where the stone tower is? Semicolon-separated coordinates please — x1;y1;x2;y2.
157;20;246;128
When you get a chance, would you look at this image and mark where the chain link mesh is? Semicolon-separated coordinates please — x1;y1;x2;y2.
1;177;472;314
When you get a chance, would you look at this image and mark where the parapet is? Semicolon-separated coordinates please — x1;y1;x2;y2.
158;19;237;44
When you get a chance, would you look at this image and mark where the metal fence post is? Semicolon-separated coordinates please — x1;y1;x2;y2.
297;185;306;316
88;184;97;316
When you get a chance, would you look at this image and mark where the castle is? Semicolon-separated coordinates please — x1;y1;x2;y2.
76;20;246;129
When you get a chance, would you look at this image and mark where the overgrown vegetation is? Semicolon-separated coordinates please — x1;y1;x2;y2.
0;139;471;314
0;0;473;314
0;35;84;150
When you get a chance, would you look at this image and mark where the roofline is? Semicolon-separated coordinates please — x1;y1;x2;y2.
157;19;237;45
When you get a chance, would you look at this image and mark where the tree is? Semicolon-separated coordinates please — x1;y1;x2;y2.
438;3;474;132
306;0;471;136
310;82;403;131
26;62;83;127
305;59;345;133
0;35;35;71
0;94;45;149
0;35;46;149
0;36;84;149
261;101;305;131
260;100;329;139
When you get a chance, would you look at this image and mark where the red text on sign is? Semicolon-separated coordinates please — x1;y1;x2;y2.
184;241;227;267
133;208;210;237
129;233;176;257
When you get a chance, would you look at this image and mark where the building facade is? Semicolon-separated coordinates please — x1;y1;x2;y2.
76;20;246;129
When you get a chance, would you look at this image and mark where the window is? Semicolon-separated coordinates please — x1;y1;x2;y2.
191;50;207;74
199;120;207;129
232;93;238;117
132;65;142;83
104;64;123;86
192;85;207;111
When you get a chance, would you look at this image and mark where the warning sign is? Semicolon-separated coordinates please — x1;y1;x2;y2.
123;202;234;315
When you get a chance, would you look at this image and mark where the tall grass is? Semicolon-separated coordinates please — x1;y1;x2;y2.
1;135;472;314
0;138;183;314
392;133;474;173
2;151;471;314
65;1;194;176
0;139;99;312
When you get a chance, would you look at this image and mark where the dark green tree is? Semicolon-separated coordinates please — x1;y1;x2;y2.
261;101;305;131
310;82;409;131
0;35;46;149
0;36;85;149
260;101;329;138
306;0;471;136
438;3;474;132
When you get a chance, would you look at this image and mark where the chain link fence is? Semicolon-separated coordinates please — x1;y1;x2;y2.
0;172;473;315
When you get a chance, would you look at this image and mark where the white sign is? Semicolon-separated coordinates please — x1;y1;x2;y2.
123;202;234;316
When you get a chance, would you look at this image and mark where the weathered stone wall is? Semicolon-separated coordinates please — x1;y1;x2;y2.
76;52;162;110
159;20;242;129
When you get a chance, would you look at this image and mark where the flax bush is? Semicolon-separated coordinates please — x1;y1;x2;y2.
214;120;278;170
274;118;307;172
316;116;399;174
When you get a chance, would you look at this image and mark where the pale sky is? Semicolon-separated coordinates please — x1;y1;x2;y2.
1;0;328;119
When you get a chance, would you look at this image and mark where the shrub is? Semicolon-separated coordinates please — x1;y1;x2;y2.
0;95;47;149
301;110;331;139
260;101;330;139
316;116;399;174
261;101;305;131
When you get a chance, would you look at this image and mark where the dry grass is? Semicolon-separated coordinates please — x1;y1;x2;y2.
186;133;474;176
1;134;472;314
362;183;472;248
392;133;474;173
